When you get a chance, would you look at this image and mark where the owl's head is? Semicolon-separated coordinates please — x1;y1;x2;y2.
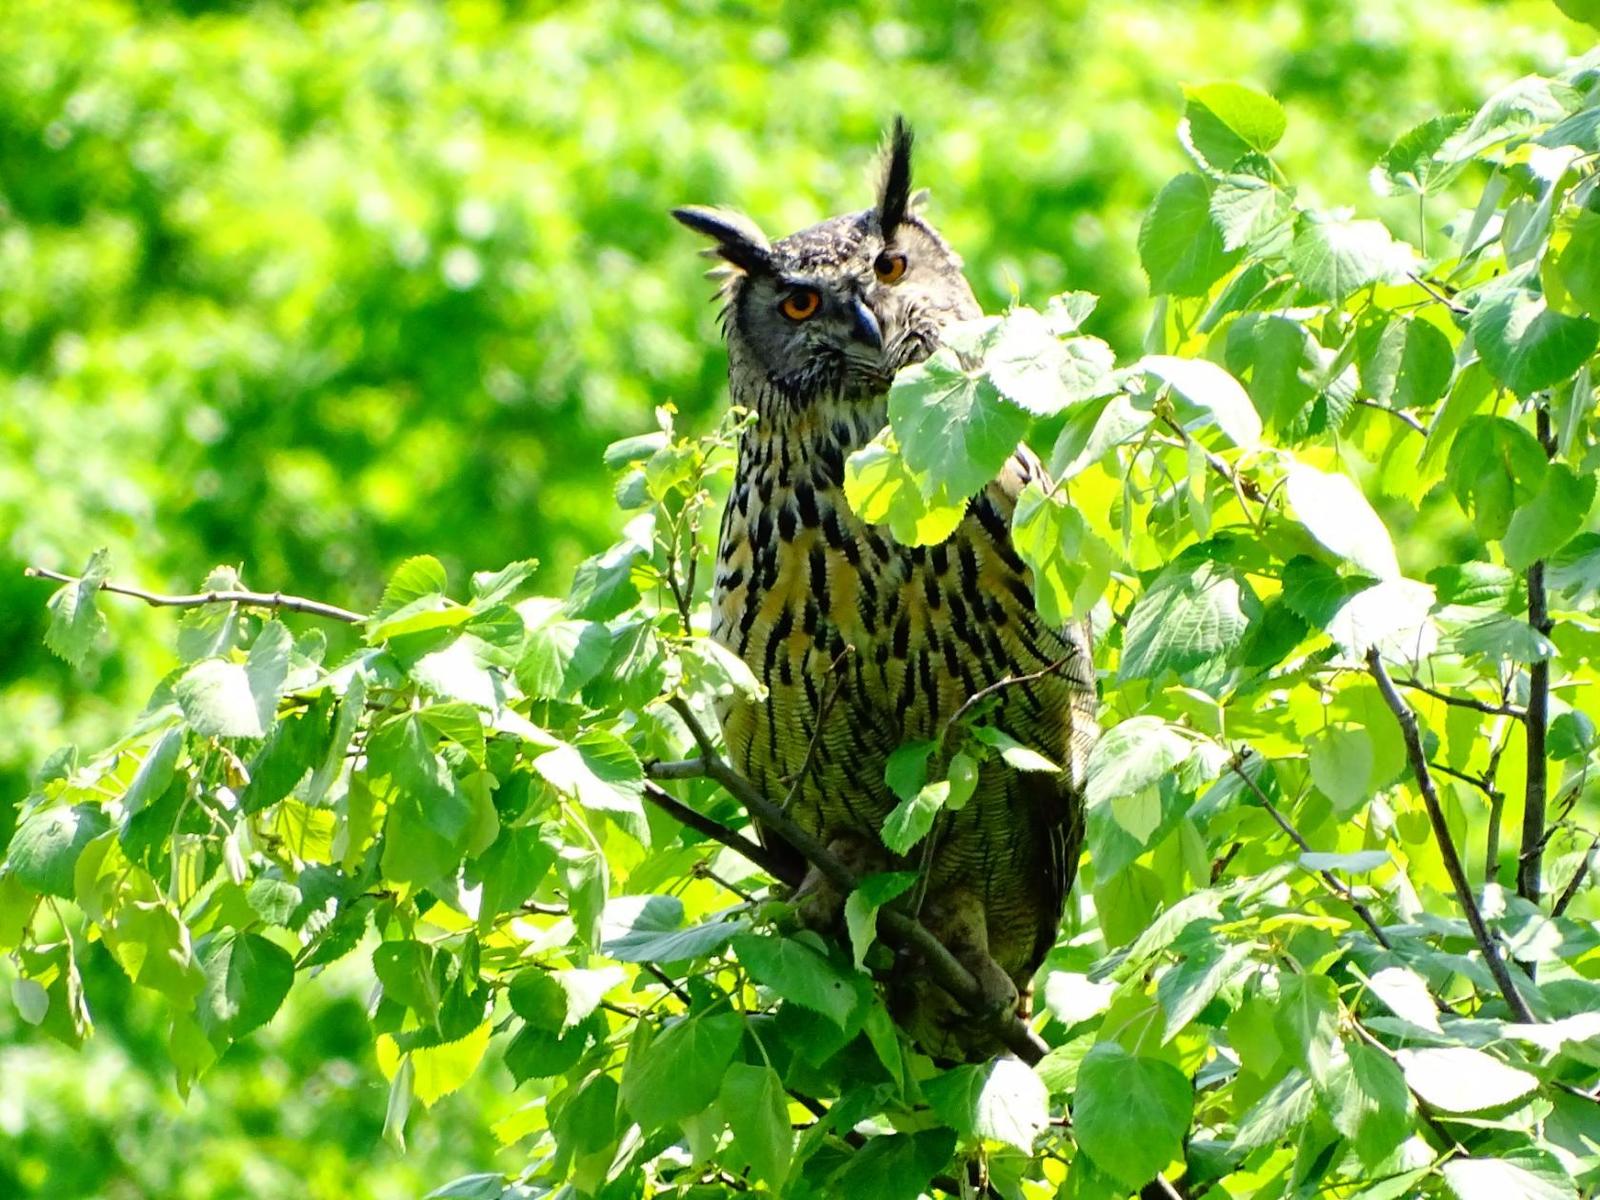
673;119;979;407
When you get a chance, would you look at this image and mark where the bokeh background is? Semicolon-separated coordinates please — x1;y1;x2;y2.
0;1;1589;1195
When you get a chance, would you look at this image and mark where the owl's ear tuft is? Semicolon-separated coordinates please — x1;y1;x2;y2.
877;116;914;238
671;206;772;275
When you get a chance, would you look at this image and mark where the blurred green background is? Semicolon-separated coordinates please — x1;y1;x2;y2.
0;1;1587;1195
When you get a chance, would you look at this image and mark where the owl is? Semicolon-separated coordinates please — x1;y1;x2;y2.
673;120;1097;1061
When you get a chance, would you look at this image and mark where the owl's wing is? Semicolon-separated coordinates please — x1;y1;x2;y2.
975;445;1099;969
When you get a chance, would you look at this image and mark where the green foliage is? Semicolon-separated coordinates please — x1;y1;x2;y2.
6;5;1600;1200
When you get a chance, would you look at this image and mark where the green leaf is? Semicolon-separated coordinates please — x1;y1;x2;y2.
1139;174;1239;297
1441;1150;1578;1200
375;556;449;619
1472;288;1599;396
1286;464;1401;582
1157;941;1253;1042
43;548;110;667
720;1064;792;1190
1446;416;1549;540
10;804;110;898
1276;973;1341;1088
843;432;967;546
565;517;652;620
374;940;439;1017
1290;213;1413;303
196;929;295;1043
1227;313;1316;430
984;307;1084;416
1503;464;1595;571
468;559;539;607
1365;965;1443;1033
1307;726;1376;810
1072;1043;1192;1190
925;1057;1049;1152
1233;1070;1317;1153
175;656;275;739
881;779;947;854
1183;82;1287;156
888;346;1031;499
1139;355;1261;449
620;1010;743;1130
600;894;743;963
883;739;936;802
1554;209;1600;313
1359;316;1455;409
1085;717;1192;808
1209;174;1288;252
1327;1041;1413;1168
1396;1046;1538;1111
970;725;1059;773
532;731;646;837
826;1129;957;1200
468;825;555;926
732;932;863;1028
122;727;183;819
1300;849;1389;873
1011;482;1115;625
12;976;48;1026
843;872;917;970
1548;531;1600;606
1370;113;1472;196
1119;560;1257;682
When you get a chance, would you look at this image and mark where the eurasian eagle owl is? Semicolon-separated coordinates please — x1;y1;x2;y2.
673;120;1097;1061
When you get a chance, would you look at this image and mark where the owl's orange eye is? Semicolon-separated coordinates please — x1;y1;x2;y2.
780;289;821;321
874;250;908;284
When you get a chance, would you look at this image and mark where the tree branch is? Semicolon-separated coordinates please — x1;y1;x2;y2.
1551;833;1599;920
1366;650;1537;1023
1397;676;1524;720
642;779;801;886
24;566;366;624
1228;755;1393;951
1520;408;1556;905
652;694;1051;1063
1354;398;1427;436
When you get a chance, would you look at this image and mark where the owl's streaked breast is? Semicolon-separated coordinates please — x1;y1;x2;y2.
710;385;1096;979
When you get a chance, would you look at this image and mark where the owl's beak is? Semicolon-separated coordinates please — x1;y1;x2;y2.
848;298;884;351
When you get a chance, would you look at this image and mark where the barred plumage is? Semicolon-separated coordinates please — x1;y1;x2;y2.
675;121;1097;1061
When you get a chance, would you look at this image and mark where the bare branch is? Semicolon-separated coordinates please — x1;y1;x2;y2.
1366;649;1538;1023
1551;833;1599;920
942;653;1074;748
642;778;800;886
1397;676;1524;719
1407;271;1470;316
1355;398;1428;435
24;566;365;624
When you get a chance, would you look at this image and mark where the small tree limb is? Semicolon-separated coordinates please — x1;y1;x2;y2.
1228;755;1393;951
24;566;366;624
1397;675;1524;720
1366;649;1537;1023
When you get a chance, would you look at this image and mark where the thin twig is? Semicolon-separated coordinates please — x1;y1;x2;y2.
1156;414;1265;502
1551;834;1599;920
1397;676;1524;719
1355;398;1428;435
1407;271;1470;316
942;654;1073;748
1366;649;1537;1023
658;694;1050;1062
24;566;365;624
780;645;854;811
640;961;694;1006
1228;754;1393;950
